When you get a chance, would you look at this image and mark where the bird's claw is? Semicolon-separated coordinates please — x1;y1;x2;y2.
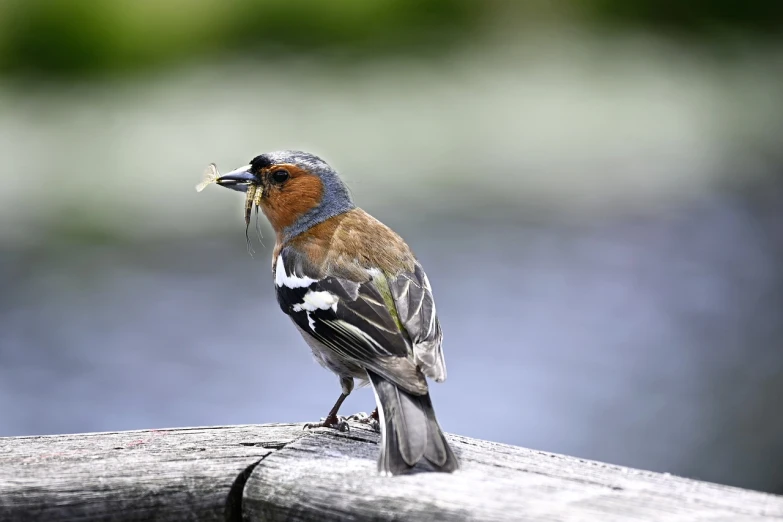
346;411;369;421
303;416;350;432
346;411;381;433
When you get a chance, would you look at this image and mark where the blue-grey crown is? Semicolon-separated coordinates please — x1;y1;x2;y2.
252;150;355;242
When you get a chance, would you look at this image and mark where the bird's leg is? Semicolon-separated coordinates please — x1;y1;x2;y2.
304;377;353;432
303;392;349;431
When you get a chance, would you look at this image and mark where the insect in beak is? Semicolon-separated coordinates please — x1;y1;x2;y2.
195;163;220;192
215;165;255;193
196;163;263;228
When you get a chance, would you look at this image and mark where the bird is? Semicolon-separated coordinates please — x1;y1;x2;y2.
209;150;458;475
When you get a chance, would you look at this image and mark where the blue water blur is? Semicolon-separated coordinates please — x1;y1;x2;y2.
1;191;781;493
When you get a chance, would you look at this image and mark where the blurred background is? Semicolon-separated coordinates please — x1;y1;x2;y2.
1;0;782;495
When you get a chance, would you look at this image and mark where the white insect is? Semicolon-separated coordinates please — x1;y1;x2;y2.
195;163;220;192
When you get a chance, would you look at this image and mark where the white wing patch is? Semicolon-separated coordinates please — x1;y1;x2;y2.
275;255;317;288
292;290;339;312
306;312;316;331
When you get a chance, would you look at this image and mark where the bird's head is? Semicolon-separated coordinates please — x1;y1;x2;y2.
214;150;355;242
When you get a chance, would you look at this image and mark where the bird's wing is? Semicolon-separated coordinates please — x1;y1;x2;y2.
387;262;446;382
274;246;427;395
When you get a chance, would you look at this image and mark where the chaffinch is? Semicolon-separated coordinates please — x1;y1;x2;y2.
205;150;458;475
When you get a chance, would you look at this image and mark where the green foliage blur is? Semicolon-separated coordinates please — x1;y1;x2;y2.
0;0;780;78
0;0;480;77
588;0;783;35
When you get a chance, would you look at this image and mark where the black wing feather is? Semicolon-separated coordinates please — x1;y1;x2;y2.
275;247;424;392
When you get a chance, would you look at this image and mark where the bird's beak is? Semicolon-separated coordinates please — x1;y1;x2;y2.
216;165;254;193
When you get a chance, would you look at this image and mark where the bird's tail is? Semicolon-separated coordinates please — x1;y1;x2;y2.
368;370;459;475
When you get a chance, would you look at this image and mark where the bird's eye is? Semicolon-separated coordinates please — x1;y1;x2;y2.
271;169;290;183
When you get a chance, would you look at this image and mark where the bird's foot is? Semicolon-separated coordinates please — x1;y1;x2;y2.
303;414;349;432
346;408;380;433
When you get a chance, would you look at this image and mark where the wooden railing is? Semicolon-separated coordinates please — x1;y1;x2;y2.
1;422;782;521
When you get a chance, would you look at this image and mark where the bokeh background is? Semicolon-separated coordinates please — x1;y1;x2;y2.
1;0;782;495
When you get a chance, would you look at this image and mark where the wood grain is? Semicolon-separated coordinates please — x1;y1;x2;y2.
244;423;783;522
2;422;782;522
0;424;305;521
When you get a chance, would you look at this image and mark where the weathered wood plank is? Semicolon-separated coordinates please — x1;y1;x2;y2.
244;424;783;522
0;424;305;522
3;422;782;521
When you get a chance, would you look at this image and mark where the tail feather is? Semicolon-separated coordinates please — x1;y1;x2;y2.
368;370;459;475
419;391;453;468
393;384;427;465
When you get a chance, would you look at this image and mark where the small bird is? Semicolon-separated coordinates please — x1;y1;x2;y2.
209;150;458;475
